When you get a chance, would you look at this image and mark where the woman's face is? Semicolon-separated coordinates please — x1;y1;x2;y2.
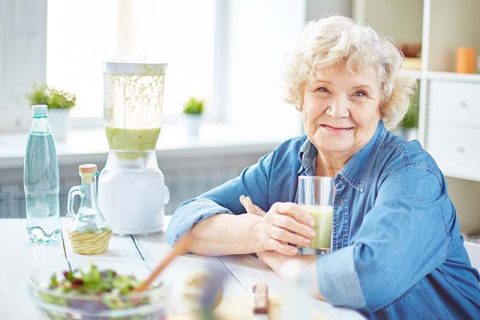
302;64;382;159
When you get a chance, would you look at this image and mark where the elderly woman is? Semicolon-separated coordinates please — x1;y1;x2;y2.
166;16;480;318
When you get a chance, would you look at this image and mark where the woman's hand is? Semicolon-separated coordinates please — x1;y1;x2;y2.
248;201;316;256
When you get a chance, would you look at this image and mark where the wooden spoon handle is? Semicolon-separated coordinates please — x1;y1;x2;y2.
135;232;193;292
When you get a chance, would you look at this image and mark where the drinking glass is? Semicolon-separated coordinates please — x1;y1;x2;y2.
297;176;335;255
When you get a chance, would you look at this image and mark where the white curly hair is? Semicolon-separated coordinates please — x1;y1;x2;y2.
284;16;415;129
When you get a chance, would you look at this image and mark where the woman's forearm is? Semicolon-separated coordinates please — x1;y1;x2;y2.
187;213;263;256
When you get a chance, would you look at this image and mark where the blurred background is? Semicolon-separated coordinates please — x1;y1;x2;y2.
1;0;479;238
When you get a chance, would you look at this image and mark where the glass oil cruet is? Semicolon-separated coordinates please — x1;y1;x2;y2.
67;164;112;255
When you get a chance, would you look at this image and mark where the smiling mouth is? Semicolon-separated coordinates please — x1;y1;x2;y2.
320;124;354;131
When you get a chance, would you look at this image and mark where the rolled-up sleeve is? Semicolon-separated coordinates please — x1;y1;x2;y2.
316;166;451;311
166;152;273;246
165;198;232;245
317;245;366;308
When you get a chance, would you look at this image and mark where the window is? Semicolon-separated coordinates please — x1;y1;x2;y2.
47;0;216;119
1;0;304;134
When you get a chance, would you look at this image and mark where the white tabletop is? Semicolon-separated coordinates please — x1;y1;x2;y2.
0;219;364;319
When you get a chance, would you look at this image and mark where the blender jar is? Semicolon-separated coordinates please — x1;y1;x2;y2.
103;61;167;158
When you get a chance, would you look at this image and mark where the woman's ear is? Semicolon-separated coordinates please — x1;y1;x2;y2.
378;101;384;116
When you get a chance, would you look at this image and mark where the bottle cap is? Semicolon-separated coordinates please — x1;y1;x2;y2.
79;164;97;174
32;105;48;118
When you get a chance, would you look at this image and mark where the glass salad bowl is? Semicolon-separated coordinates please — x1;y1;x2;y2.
29;258;169;320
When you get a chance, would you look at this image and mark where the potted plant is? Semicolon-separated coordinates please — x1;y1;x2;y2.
182;97;205;138
397;80;419;141
27;84;76;140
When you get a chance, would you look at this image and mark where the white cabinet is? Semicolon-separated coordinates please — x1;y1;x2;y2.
416;0;480;183
428;124;480;180
426;80;480;181
428;81;480;127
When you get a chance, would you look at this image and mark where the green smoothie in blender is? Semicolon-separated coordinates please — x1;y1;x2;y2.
105;127;160;151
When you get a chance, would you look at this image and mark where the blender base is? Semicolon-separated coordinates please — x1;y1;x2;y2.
98;165;170;236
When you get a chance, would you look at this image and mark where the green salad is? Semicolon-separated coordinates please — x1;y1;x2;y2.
39;263;162;314
49;264;140;296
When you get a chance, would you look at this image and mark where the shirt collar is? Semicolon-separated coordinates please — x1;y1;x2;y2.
297;121;387;191
297;137;317;175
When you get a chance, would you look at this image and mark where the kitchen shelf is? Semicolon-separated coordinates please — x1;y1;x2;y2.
353;0;480;233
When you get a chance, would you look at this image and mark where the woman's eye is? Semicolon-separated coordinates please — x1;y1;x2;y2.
353;90;367;98
315;87;330;94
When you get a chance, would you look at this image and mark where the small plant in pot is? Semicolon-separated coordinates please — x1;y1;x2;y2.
27;84;76;140
182;97;205;138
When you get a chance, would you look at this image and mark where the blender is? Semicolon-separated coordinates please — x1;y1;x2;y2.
98;61;169;235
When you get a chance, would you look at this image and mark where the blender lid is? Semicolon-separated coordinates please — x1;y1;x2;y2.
103;60;167;75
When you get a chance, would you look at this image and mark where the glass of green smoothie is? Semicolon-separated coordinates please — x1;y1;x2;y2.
297;176;335;255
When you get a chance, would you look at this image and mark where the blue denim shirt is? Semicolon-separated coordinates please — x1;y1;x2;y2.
167;121;480;318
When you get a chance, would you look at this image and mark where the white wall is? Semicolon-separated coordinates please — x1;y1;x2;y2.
352;0;423;44
306;0;351;21
447;177;480;235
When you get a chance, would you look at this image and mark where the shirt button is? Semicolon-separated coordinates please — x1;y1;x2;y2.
340;198;344;206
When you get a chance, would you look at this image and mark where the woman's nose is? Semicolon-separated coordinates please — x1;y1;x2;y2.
326;97;350;118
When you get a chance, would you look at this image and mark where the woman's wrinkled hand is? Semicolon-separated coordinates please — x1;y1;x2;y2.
240;196;316;256
256;202;316;255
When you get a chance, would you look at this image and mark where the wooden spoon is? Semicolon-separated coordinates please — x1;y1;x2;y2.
134;232;193;292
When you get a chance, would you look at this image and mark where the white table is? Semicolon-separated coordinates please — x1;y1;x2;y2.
0;219;363;319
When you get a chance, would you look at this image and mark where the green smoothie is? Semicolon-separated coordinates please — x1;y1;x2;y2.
303;206;333;250
105;127;161;152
